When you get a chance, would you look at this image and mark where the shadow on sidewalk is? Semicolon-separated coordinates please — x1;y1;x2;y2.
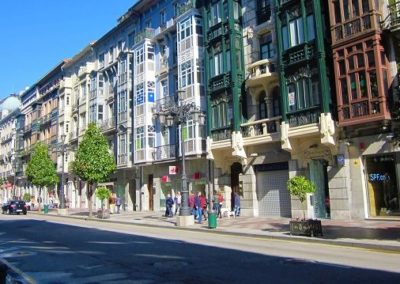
262;222;400;240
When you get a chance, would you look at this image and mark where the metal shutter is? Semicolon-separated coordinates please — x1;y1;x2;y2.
256;170;291;217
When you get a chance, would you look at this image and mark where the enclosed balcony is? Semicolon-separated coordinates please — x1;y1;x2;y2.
134;28;155;44
246;59;277;87
331;4;381;45
382;1;400;38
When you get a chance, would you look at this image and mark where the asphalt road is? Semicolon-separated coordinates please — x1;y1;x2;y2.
0;214;399;283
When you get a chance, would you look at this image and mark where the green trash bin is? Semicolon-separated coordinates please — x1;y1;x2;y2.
208;212;217;229
43;204;49;214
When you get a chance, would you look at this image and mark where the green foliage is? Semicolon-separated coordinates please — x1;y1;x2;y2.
26;142;59;188
71;123;116;186
287;175;316;204
22;193;31;202
95;186;111;202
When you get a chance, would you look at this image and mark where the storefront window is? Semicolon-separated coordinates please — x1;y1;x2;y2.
366;155;399;217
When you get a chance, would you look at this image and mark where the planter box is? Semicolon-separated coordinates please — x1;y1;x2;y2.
289;219;323;237
97;209;110;219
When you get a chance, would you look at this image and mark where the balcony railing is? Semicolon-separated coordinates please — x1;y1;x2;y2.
117;154;128;166
287;107;320;127
283;43;315;66
247;58;276;82
177;1;194;17
134;28;155;44
154;144;176;161
208;73;231;93
211;127;232;142
99;118;116;132
241;116;281;138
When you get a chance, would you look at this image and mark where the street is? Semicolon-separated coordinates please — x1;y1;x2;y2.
0;214;399;283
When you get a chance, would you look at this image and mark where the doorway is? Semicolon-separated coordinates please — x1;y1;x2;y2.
309;159;330;219
366;155;399;217
231;162;242;211
148;174;154;211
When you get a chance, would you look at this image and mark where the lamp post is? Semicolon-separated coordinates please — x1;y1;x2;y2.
155;91;205;219
60;134;66;209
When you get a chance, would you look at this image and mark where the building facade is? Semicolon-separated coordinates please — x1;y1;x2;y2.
328;0;400;219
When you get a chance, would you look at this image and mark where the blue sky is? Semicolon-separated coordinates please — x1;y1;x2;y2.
0;0;136;99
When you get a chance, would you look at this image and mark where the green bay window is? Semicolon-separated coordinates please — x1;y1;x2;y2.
287;70;320;112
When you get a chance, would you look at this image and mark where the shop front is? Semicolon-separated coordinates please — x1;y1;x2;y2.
365;154;400;217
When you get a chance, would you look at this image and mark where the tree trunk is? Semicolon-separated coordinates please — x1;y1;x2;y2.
38;187;42;213
88;183;93;218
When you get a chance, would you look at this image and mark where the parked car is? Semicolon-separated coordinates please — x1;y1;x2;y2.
2;200;28;215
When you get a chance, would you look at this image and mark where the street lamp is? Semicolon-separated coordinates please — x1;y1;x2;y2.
60;134;66;209
155;91;205;218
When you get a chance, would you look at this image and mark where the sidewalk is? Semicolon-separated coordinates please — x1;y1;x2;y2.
35;208;400;253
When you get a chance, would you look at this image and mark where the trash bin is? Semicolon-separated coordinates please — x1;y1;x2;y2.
43;204;49;214
208;212;217;229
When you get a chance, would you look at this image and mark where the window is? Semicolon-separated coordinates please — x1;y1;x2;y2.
135;127;145;150
258;92;267;119
179;18;192;41
257;0;271;24
119;134;127;155
118;90;127;113
209;2;222;27
212;101;229;129
98;105;103;121
289;17;304;47
99;53;105;68
213;52;223;76
160;10;166;26
128;32;135;47
109;46;114;63
306;15;315;41
260;33;274;59
287;71;320;112
161;80;168;98
180;60;193;88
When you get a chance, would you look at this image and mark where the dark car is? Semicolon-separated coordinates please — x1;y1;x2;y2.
2;200;27;215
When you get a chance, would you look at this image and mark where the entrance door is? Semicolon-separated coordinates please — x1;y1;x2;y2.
309;160;329;219
148;174;154;211
231;163;242;211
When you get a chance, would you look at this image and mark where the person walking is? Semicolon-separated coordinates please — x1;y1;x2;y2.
189;191;195;217
165;194;174;217
116;196;122;214
217;192;224;218
200;193;207;221
234;192;241;217
174;191;182;215
194;192;202;224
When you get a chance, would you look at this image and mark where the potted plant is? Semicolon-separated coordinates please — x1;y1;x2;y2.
287;175;322;237
95;186;111;219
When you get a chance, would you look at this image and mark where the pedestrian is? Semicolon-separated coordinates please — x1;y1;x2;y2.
200;192;207;221
174;191;181;215
194;192;202;224
116;196;122;214
189;191;195;217
234;192;241;217
217;192;224;218
165;194;174;217
109;194;116;214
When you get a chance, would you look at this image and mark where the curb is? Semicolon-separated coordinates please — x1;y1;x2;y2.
31;212;400;254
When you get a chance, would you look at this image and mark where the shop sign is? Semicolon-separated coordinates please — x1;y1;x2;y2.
369;173;390;182
169;166;178;175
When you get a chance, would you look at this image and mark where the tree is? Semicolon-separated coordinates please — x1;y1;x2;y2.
71;123;116;218
287;175;316;219
26;142;59;212
95;186;111;218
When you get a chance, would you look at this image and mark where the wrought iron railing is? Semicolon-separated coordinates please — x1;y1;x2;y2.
154;144;176;161
211;127;232;141
287;107;320;127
